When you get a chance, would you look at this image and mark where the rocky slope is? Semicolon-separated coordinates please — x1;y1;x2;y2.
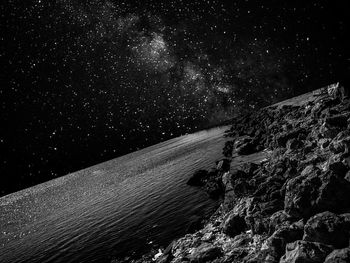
114;83;350;263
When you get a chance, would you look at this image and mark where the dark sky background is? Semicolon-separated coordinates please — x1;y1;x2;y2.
0;0;348;196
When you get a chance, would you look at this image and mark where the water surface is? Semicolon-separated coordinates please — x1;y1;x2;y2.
0;126;229;263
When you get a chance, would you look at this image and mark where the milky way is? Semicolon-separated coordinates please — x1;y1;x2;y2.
1;0;347;195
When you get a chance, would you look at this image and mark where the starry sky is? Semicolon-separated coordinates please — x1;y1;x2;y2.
0;0;348;196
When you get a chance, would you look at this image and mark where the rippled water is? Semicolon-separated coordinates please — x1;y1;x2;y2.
0;126;229;263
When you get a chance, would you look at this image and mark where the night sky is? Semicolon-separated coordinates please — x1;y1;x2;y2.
0;0;348;196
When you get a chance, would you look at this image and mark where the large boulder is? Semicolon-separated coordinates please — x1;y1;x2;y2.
284;173;321;219
268;210;295;234
303;211;349;248
221;212;246;238
279;240;333;263
325;113;349;128
187;170;208;186
324;248;350;263
262;221;304;262
188;243;222;262
284;171;350;219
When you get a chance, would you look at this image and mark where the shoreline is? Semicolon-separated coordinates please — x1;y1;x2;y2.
114;84;350;262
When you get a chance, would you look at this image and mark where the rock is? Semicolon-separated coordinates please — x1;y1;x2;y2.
284;171;350;219
284;173;321;219
316;172;350;213
268;210;295;234
235;136;252;148
328;159;348;177
303;142;316;155
345;170;350;182
319;123;340;139
222;196;253;217
187;170;208;186
318;138;331;150
224;170;254;197
329;133;350;154
204;180;223;199
303;211;349;248
232;178;253;197
221;212;246;237
237;142;257;155
223;140;234;157
300;165;317;177
275;128;307;148
286;139;300;151
245;212;270;235
325;113;349;128
327;82;345;100
188;243;222;262
216;159;231;172
263;221;304;262
240;162;260;175
324;248;350;263
280;240;333;263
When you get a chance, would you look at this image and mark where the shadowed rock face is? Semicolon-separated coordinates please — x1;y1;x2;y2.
280;240;333;263
324;248;350;263
116;86;350;263
303;211;350;248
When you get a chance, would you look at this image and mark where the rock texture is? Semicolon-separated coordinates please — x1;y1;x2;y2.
113;84;350;263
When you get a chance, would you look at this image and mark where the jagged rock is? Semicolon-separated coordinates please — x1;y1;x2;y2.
318;138;331;150
319;123;340;139
245;211;270;235
279;240;333;263
227;170;256;197
329;132;350;154
284;173;320;219
300;165;317;177
268;210;295;234
253;177;286;203
284;171;350;219
188;243;222;262
221;212;246;237
286;139;300;151
324;248;350;263
216;159;231;172
327;83;346;100
240;162;260;175
262;221;304;262
155;242;174;263
345;170;350;182
237;142;257;155
223;141;235;157
204;180;223;199
187;170;209;186
303;211;349;248
147;89;350;263
325;113;349;128
275;128;307;148
327;158;348;177
155;255;170;263
235;136;252;148
303;141;316;155
316;172;350;212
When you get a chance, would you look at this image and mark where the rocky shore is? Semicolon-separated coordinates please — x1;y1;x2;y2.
114;83;350;263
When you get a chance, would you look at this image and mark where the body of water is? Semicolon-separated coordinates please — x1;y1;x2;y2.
0;126;229;262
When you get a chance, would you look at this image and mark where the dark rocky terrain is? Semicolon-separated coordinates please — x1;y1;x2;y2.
114;83;350;263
